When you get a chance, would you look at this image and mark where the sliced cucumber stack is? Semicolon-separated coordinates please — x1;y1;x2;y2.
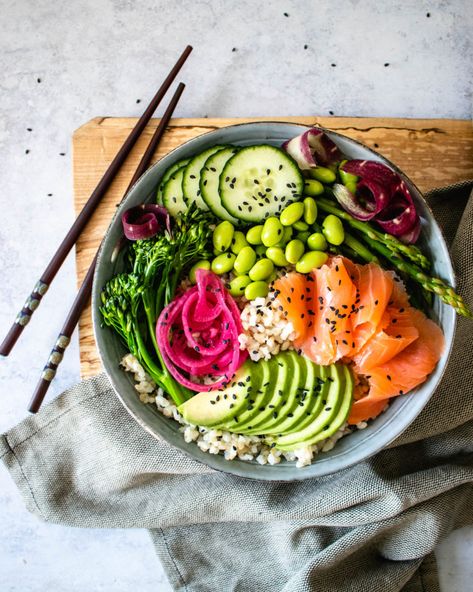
219;145;304;223
162;166;187;218
200;146;240;223
182;145;227;210
156;157;190;205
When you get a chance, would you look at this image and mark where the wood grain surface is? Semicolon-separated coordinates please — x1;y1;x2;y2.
73;116;473;378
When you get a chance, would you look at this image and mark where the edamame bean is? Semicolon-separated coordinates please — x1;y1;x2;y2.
229;275;252;296
303;179;324;197
255;244;267;257
308;166;336;184
266;246;289;267
293;220;309;232
296;231;310;243
307;232;328;251
211;252;236;275
234;246;257;275
283;226;293;243
280;202;304;226
261;216;284;247
246;225;263;245
245;281;269;300
322;215;345;246
212;221;234;253
285;239;305;264
230;230;249;254
303;197;318;224
189;260;211;284
249;258;274;281
295;251;328;273
339;160;358;186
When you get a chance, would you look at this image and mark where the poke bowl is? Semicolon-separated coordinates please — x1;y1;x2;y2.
92;121;461;481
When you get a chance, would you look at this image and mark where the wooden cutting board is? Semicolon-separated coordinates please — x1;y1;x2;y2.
73;116;473;378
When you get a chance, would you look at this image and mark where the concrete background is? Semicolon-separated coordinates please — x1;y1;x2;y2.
0;0;472;590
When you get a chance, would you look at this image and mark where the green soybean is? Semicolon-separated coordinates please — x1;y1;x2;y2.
307;232;328;251
285;239;305;264
322;215;345;245
255;244;267;257
303;179;324;197
212;221;235;252
283;226;293;243
296;231;310;243
303;197;318;224
211;252;236;275
245;281;269;300
308;166;336;184
230;230;249;254
293;220;309;232
246;225;263;245
234;246;257;275
339;160;358;186
249;258;274;281
189;260;211;284
229;275;252;296
280;202;304;226
295;251;328;273
266;247;289;267
261;216;284;247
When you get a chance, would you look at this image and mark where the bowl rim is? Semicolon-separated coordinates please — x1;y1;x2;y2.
92;120;456;481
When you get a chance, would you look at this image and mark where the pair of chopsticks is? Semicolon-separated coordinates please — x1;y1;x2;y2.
0;45;193;413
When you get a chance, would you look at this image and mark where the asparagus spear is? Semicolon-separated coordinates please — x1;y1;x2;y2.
317;197;431;270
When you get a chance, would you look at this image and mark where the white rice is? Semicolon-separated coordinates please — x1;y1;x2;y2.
121;353;358;469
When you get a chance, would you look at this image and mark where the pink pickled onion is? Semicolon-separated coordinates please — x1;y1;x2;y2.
282;128;341;170
156;269;247;392
122;204;171;240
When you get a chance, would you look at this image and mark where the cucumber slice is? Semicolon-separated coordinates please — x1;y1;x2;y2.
200;147;240;223
182;145;227;210
162;167;187;218
156;158;190;204
219;145;304;223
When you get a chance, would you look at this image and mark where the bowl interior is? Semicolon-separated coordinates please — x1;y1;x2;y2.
92;122;456;481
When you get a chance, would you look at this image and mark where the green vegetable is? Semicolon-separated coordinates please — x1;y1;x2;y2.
213;221;235;253
245;280;269;300
295;251;328;273
228;275;252;296
189;260;211;283
322;214;345;245
211;252;236;274
280;202;304;226
282;226;293;243
303;197;318;224
293;220;309;232
249;258;274;281
296;231;310;243
307;232;327;251
266;246;289;267
339;160;358;186
261;216;284;247
234;246;257;275
285;239;305;264
246;225;263;245
303;179;324;197
100;207;214;405
308;166;336;184
231;230;249;254
255;244;267;257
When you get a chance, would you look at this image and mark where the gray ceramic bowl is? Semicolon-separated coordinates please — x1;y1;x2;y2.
92;122;456;481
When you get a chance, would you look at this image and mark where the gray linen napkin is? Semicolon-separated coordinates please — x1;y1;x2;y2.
2;184;473;592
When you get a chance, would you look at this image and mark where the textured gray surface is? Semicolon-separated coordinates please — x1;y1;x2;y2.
0;0;471;590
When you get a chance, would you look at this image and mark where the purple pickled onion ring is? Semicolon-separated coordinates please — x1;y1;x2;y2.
122;204;171;240
341;160;398;188
332;179;389;221
282;128;341;170
376;180;418;238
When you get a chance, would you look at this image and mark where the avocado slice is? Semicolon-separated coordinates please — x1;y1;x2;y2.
214;359;270;430
178;361;254;427
270;363;347;449
240;352;301;435
268;361;329;436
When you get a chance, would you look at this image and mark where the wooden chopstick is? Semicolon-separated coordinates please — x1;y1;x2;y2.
28;82;186;413
0;45;192;357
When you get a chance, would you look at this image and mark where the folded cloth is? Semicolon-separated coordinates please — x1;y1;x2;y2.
2;183;473;592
